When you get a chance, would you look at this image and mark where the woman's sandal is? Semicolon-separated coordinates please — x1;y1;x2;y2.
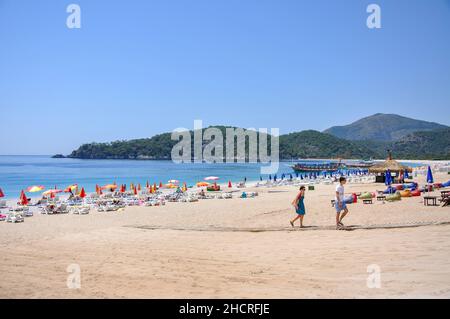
290;221;294;228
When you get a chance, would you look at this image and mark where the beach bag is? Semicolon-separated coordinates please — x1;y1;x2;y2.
400;190;411;197
386;191;401;202
411;189;421;197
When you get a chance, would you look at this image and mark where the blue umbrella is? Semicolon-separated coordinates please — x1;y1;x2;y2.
260;176;263;181
404;169;409;179
269;174;272;181
427;166;434;184
289;173;293;180
274;174;277;181
385;170;392;186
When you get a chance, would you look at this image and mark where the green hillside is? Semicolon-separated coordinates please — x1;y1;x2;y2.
324;113;447;141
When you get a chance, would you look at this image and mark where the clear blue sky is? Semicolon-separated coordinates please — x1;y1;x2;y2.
1;0;449;155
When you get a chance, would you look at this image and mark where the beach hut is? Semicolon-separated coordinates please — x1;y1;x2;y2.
369;152;411;183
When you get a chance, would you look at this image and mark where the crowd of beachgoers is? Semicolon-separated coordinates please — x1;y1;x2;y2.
1;162;449;225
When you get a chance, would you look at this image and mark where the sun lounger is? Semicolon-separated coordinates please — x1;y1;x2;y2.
40;206;53;214
71;206;90;214
55;204;69;214
0;200;7;209
22;207;33;217
6;212;24;223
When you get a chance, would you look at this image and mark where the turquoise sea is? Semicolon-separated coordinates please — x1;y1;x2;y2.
0;156;423;199
0;156;291;199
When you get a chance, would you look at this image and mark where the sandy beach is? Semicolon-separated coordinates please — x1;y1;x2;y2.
1;172;450;298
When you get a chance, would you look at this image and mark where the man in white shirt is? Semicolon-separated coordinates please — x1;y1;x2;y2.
335;177;349;229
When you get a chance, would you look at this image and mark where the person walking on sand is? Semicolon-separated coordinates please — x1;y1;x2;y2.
335;177;349;229
290;186;306;228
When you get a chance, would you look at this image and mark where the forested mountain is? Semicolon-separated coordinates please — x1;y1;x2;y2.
324;113;447;141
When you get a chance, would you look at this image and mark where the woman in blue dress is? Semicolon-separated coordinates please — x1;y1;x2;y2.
290;186;306;228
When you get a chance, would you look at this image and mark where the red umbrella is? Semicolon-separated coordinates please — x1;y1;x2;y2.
134;187;138;195
138;184;142;191
120;184;125;193
19;190;28;206
0;188;4;198
228;181;232;188
79;187;86;198
146;181;149;188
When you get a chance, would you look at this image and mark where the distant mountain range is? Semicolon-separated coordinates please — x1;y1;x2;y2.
324;113;447;141
59;114;450;161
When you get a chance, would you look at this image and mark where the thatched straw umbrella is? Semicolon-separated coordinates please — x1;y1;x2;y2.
369;150;412;175
369;159;412;174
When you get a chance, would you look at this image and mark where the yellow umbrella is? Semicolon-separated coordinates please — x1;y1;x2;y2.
64;184;78;193
196;182;209;187
26;185;45;193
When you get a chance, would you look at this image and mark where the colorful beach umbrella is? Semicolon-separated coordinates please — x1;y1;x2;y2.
79;187;86;198
427;166;434;184
196;182;209;187
228;181;232;188
0;188;4;198
64;184;78;193
43;189;63;196
102;184;118;190
204;176;219;181
19;190;28;206
26;185;45;193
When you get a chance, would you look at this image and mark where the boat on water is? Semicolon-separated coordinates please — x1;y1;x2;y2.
291;159;374;172
343;160;375;169
291;162;342;172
